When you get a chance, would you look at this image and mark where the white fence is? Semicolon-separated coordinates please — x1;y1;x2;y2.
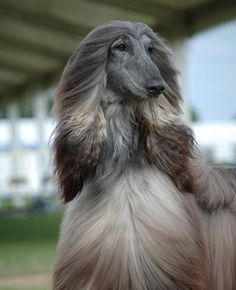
0;119;235;202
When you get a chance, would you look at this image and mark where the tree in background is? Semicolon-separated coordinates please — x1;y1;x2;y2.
190;106;200;122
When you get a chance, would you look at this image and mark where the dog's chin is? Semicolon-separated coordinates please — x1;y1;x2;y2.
111;87;162;105
125;90;162;103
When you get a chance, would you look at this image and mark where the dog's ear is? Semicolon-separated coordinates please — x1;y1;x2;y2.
138;104;196;193
159;126;195;193
150;34;182;111
155;124;197;193
53;43;108;202
139;33;196;193
53;103;107;203
51;25;111;203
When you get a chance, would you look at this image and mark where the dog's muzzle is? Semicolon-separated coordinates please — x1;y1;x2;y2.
147;79;165;97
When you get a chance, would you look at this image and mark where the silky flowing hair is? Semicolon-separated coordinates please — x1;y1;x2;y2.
52;21;236;290
53;21;195;203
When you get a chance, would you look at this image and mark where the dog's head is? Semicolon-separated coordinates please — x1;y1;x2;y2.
54;21;181;117
106;22;180;106
53;21;193;203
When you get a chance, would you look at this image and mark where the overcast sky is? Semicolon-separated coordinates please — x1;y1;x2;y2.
186;20;236;122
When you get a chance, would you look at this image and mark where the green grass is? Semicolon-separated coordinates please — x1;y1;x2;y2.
0;213;62;277
1;287;48;290
0;213;61;243
1;288;48;290
0;241;56;276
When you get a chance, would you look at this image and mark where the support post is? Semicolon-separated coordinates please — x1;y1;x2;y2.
34;91;48;196
7;101;21;204
8;101;20;177
172;40;190;122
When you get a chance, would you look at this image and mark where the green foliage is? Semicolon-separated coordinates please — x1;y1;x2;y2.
20;97;33;118
0;198;14;211
0;102;7;118
190;106;200;122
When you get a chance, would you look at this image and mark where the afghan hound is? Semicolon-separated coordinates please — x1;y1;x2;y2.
52;21;236;290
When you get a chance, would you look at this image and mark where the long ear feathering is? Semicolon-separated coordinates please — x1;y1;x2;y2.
136;28;197;194
53;106;107;203
52;25;116;202
151;32;182;109
138;102;197;193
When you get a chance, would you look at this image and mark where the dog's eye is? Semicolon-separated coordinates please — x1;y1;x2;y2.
148;46;153;53
115;44;126;51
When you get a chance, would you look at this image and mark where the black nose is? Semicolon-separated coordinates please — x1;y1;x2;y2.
147;79;165;96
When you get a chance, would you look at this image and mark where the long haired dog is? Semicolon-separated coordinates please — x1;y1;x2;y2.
52;21;236;290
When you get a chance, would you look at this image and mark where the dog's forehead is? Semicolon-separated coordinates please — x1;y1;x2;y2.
139;34;152;43
130;33;152;48
119;33;152;44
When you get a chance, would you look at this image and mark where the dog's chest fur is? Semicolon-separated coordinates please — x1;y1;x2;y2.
54;103;208;290
57;167;207;290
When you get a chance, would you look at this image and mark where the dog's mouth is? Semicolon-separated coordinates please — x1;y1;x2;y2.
105;85;165;106
122;78;165;101
147;92;163;99
122;86;164;103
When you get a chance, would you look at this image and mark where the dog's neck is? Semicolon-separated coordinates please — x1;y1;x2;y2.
101;102;141;167
100;90;177;166
98;93;196;194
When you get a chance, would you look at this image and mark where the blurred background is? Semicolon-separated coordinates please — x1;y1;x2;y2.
0;0;235;289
